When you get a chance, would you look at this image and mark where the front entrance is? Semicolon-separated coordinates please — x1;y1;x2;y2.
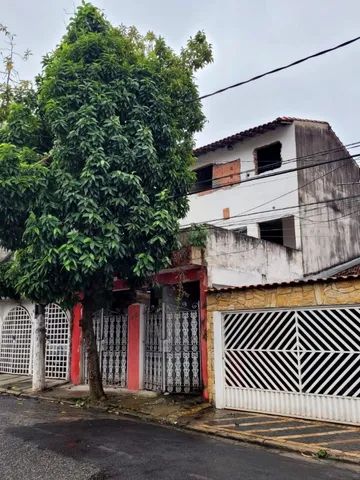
144;303;201;393
84;309;128;387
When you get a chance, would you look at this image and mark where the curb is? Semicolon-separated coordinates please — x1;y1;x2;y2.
188;424;360;466
1;388;359;466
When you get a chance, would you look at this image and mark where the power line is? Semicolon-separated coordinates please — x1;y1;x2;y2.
179;152;360;205
189;142;360;193
200;35;360;101
201;198;360;231
185;197;359;229
182;192;360;228
239;163;344;217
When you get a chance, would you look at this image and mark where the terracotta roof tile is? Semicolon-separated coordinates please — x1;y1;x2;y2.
208;274;360;294
194;116;330;156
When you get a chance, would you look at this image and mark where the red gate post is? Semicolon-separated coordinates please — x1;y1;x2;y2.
127;303;145;391
70;302;82;385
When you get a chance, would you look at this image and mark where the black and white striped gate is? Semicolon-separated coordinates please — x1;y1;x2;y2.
214;306;360;424
144;304;201;393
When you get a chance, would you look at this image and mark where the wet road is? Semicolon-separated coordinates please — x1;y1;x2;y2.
0;394;359;479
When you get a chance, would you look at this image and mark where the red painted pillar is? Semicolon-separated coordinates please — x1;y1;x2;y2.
127;304;144;391
199;268;209;400
70;302;82;385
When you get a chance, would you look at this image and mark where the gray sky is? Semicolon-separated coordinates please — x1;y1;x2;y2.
1;0;360;148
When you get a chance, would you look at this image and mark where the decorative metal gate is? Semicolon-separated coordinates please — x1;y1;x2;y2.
220;306;360;424
45;303;70;379
84;309;128;387
0;306;32;375
144;304;201;393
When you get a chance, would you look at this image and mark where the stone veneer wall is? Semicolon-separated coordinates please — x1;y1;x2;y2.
206;277;360;403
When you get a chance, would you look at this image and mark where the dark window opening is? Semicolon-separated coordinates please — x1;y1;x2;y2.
234;226;247;236
259;216;296;248
255;142;282;174
191;165;213;193
259;218;284;246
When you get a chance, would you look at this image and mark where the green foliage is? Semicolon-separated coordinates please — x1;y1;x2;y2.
0;2;212;307
315;449;329;459
0;254;18;299
187;224;208;248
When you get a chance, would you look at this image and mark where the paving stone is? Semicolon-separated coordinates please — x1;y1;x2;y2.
285;432;360;444
235;420;310;432
234;415;279;425
261;425;343;438
326;441;360;452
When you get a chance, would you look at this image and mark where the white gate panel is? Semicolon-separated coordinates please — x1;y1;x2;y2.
45;304;70;380
219;306;360;424
0;306;32;375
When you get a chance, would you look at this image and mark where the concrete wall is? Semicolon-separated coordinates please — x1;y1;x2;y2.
206;277;360;402
182;125;301;242
203;227;303;288
295;121;360;275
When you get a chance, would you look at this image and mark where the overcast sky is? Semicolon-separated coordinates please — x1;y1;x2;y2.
1;0;360;148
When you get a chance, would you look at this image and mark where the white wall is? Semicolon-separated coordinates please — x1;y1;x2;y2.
204;228;303;288
182;124;301;248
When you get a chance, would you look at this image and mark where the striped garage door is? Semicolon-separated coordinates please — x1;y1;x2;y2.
217;306;360;424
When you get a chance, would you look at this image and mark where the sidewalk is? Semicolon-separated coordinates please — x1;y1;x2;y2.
1;375;359;465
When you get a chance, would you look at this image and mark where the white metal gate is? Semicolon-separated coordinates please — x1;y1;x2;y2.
217;306;360;424
144;304;201;393
0;306;32;375
84;309;128;387
45;304;70;379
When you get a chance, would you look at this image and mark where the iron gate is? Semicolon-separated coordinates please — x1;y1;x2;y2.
45;303;70;379
144;303;201;393
220;306;360;424
84;309;128;387
0;306;32;375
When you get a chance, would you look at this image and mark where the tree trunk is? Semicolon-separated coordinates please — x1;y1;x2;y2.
82;294;105;401
32;303;46;392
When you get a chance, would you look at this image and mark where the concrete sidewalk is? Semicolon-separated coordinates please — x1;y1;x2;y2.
1;375;359;465
0;373;64;393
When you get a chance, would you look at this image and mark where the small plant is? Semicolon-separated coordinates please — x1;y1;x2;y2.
316;449;329;459
188;224;208;249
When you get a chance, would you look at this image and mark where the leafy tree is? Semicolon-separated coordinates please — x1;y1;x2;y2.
0;24;32;121
2;2;212;400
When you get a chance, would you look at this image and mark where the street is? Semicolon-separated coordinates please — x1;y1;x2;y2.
0;395;359;479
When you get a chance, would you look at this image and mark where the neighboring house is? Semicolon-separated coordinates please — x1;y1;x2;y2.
182;116;360;287
1;116;359;409
207;272;360;424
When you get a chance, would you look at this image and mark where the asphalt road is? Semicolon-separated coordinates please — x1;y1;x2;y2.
0;395;359;480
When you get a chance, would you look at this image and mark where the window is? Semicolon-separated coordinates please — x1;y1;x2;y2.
255;142;282;174
192;165;213;193
234;226;247;236
259;216;296;248
259;218;284;245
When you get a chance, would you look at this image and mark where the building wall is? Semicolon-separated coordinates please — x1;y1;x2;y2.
182;125;301;241
206;277;360;402
204;227;303;288
295;121;360;275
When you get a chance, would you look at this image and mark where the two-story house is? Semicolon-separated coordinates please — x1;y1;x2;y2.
1;116;359;402
181;116;360;288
